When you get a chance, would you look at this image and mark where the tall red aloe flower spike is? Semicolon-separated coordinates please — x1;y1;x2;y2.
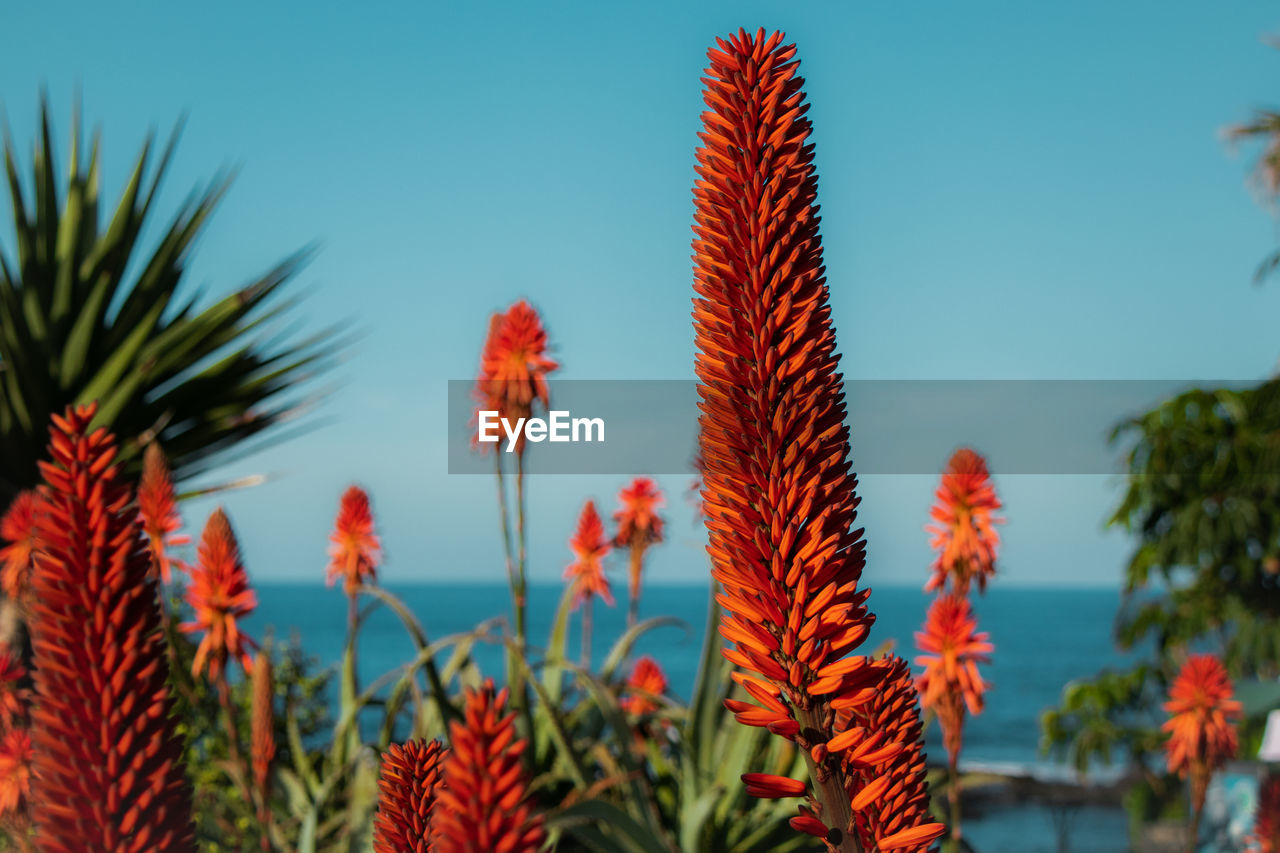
841;657;944;852
565;499;613;668
436;681;544;853
473;300;559;452
621;655;668;716
250;650;276;848
693;28;929;851
915;593;992;846
473;301;557;652
613;477;664;627
373;738;447;853
1251;774;1280;853
1163;653;1242;850
565;500;613;608
0;490;43;602
183;508;258;682
26;404;193;851
326;485;382;597
137;443;190;585
925;448;1003;596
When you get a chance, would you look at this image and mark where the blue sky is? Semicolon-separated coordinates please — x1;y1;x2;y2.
4;1;1280;587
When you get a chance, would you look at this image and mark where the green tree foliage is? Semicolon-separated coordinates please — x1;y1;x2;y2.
1041;381;1280;830
0;98;340;503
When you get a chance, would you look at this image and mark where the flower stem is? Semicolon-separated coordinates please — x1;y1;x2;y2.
582;599;593;670
797;705;863;853
947;755;963;853
515;450;528;643
1188;769;1207;853
493;453;518;618
627;545;642;629
216;670;247;787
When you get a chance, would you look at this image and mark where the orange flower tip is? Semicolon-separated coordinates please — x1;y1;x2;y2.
789;813;831;838
742;773;808;799
767;719;801;737
879;823;948;850
850;773;892;811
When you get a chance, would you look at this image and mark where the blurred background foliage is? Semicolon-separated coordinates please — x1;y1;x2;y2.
0;97;342;505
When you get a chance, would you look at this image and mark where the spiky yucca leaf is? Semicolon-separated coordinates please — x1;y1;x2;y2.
0;98;341;503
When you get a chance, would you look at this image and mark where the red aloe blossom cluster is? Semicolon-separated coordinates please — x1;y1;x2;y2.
435;681;545;853
839;657;943;853
914;447;1000;844
1251;774;1280;853
373;738;447;853
692;28;940;850
26;404;193;850
621;655;669;716
915;595;993;763
613;477;665;627
326;485;382;596
565;500;614;608
0;490;43;602
0;650;26;729
0;727;31;823
474;300;559;454
137;443;190;584
1163;653;1241;844
565;499;613;667
183;508;258;681
925;448;1003;596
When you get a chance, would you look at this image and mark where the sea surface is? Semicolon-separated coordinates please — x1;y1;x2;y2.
246;582;1136;852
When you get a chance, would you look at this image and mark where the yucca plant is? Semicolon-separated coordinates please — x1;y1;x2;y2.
0;97;340;504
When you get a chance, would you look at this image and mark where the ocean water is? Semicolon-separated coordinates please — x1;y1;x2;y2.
246;582;1135;852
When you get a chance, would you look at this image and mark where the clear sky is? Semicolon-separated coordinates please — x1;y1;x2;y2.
4;1;1280;587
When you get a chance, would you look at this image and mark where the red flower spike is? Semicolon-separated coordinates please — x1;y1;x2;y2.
915;594;993;765
436;681;544;853
621;656;668;715
0;490;43;601
1163;653;1241;819
373;738;447;853
843;657;945;853
250;651;276;808
182;508;258;681
326;485;382;596
0;727;31;817
925;448;1003;596
137;443;190;584
564;500;613;608
473;300;558;455
692;28;939;848
613;477;665;609
26;404;193;850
